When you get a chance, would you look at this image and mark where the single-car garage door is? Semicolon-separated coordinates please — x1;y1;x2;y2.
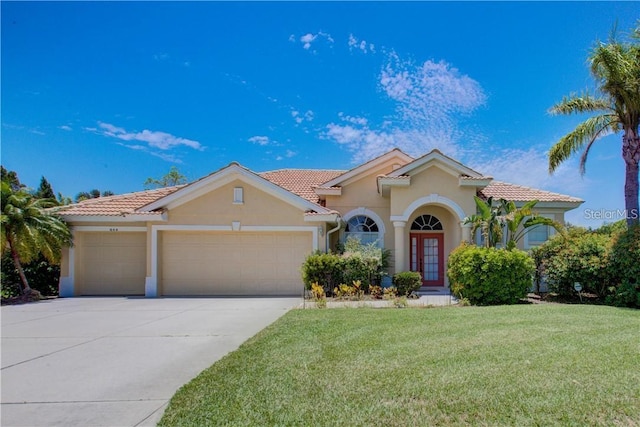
76;232;147;296
161;231;311;296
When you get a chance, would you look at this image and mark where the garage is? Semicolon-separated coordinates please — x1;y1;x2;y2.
75;232;147;295
160;231;311;296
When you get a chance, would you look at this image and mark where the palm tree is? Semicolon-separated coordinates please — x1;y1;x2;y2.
499;199;564;250
1;181;72;295
144;166;188;189
465;196;503;248
548;25;640;226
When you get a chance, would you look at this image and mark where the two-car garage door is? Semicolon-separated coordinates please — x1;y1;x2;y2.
161;231;311;296
75;231;311;296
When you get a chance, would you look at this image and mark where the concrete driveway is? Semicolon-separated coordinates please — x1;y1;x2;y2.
1;297;300;427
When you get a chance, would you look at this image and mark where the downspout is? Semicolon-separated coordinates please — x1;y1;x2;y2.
325;215;342;253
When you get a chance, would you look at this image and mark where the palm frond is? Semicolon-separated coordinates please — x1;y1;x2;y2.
548;114;618;172
548;93;611;115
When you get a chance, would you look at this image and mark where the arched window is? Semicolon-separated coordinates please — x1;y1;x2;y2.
344;215;380;245
411;215;443;231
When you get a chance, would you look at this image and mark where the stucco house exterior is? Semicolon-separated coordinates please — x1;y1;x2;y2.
55;149;583;297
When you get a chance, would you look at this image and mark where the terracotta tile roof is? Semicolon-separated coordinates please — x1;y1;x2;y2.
480;181;583;203
258;169;345;203
55;186;183;216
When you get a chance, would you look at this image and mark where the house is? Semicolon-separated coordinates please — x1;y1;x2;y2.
55;149;583;297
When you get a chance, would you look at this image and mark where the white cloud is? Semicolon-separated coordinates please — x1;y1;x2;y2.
96;122;203;151
285;149;297;158
338;112;368;126
348;34;376;54
300;33;317;50
324;51;484;163
380;51;486;130
248;135;272;146
153;53;169;61
59;125;72;131
296;31;334;51
291;109;314;124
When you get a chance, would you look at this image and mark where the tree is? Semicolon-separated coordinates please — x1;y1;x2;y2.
499;199;564;250
1;166;23;191
465;196;563;249
35;176;56;200
548;24;640;226
465;196;503;248
1;181;72;295
75;189;114;203
144;166;187;189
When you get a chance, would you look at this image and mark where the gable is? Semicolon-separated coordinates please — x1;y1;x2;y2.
319;149;413;188
388;149;486;179
166;179;310;226
141;163;330;215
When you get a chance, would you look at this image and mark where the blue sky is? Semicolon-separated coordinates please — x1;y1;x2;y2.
2;2;638;226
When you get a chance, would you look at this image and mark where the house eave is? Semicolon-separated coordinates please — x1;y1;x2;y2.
304;213;340;223
459;177;493;187
60;213;167;223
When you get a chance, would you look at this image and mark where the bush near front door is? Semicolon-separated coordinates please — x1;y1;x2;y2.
447;243;534;305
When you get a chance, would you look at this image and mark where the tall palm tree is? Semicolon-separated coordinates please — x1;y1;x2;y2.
1;181;72;295
548;25;640;226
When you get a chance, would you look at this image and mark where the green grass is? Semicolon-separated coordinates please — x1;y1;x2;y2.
159;305;640;426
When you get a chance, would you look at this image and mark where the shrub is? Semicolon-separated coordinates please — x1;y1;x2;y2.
302;237;392;294
301;252;344;292
447;243;534;305
605;280;640;308
333;281;365;300
1;253;60;297
608;225;640;287
310;282;327;309
369;285;383;299
383;287;398;300
393;271;422;296
533;230;613;297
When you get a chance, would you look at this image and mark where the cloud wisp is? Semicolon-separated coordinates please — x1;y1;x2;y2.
96;122;203;151
348;34;375;54
290;31;334;52
324;50;486;162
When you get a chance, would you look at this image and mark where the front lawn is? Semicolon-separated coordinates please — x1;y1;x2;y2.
159;305;640;426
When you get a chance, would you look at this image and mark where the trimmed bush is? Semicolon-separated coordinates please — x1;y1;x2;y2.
393;271;422;296
609;225;640;286
532;229;613;297
447;243;534;305
301;252;344;292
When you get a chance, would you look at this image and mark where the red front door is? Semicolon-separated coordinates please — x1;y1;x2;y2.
410;233;444;286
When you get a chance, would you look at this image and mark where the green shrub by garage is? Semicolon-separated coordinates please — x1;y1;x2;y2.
447;243;535;305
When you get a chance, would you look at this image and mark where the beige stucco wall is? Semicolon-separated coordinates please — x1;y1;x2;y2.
390;165;477;219
325;158;403;251
166;179;309;227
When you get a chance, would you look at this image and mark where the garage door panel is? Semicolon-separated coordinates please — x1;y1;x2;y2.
161;231;310;296
78;232;146;296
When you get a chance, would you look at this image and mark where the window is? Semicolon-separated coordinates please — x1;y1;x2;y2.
525;214;555;248
411;215;443;231
233;187;244;204
527;224;550;246
344;215;380;246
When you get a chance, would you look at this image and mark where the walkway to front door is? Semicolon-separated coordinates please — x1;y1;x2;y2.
410;233;444;286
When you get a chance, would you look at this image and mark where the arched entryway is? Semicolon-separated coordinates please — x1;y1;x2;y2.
409;214;445;286
391;194;470;289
